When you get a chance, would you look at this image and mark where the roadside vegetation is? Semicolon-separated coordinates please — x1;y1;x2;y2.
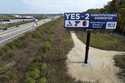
0;17;82;83
76;31;125;51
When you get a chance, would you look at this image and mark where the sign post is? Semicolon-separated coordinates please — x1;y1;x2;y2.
84;30;91;64
64;13;117;64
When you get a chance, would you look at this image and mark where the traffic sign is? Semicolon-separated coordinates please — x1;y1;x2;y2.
64;13;117;29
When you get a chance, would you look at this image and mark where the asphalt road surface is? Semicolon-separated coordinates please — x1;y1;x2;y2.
0;16;59;45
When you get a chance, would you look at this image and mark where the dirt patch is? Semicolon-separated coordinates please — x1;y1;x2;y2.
67;32;125;83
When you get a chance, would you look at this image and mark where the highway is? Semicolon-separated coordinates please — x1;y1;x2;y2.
0;16;59;45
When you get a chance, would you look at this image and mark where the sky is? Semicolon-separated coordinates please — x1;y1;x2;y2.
0;0;112;14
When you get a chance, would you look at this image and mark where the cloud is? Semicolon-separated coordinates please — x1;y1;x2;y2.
21;0;112;13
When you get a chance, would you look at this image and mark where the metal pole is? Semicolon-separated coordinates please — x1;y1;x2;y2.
84;30;91;64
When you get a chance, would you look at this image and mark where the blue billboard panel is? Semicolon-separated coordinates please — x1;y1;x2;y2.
64;13;117;29
89;14;117;29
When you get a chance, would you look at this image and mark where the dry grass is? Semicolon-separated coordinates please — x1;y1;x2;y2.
0;17;81;83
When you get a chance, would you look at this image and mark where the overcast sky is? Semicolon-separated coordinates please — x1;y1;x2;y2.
0;0;112;14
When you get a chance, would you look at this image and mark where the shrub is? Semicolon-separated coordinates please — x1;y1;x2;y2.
25;77;36;83
38;77;47;83
26;68;40;79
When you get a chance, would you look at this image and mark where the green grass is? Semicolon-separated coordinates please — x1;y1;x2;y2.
0;17;82;83
76;31;125;51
